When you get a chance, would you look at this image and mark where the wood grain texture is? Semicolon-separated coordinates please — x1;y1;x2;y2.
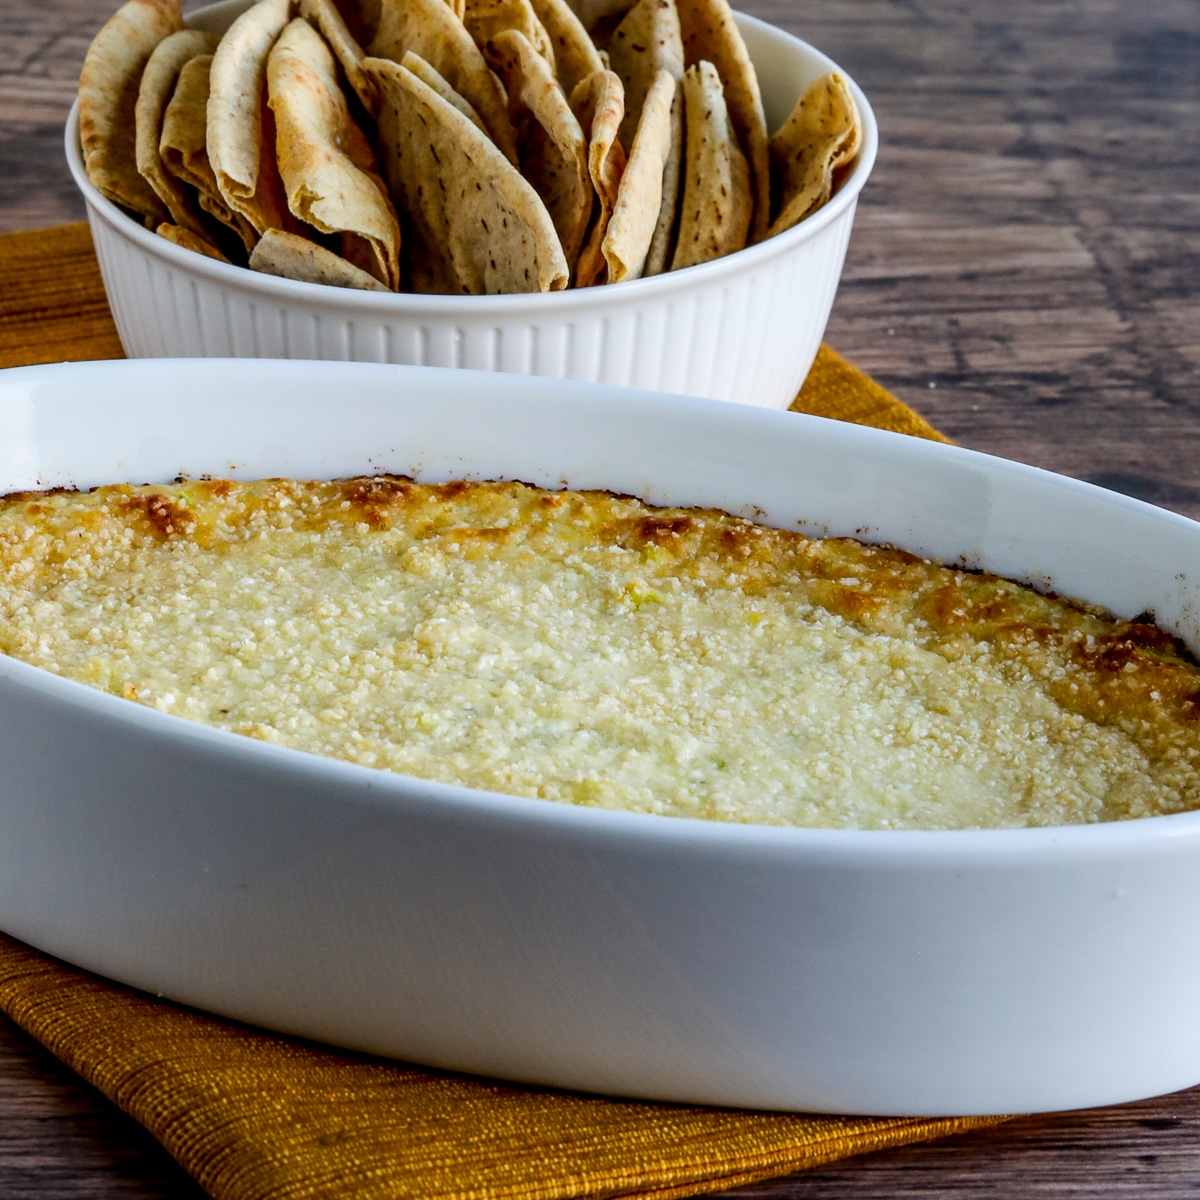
0;1016;207;1198
1;0;1199;1194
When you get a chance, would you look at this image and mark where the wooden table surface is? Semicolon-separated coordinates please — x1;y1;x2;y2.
1;0;1199;1194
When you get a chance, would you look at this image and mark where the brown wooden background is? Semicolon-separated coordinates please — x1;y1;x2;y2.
1;0;1200;1194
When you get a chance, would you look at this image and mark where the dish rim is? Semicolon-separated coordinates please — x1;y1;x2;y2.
5;354;1200;853
62;8;879;311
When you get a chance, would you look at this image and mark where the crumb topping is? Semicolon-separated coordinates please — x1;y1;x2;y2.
1;476;1197;829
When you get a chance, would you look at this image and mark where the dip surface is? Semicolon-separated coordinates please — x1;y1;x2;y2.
2;476;1198;829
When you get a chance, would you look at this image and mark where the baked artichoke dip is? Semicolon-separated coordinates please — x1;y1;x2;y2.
2;476;1198;829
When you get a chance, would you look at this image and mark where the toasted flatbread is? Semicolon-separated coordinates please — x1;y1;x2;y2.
363;55;568;293
268;18;400;288
606;0;682;273
297;0;374;107
465;0;555;72
528;0;603;96
368;0;520;163
562;0;636;48
569;68;625;286
79;0;184;222
671;59;750;269
401;51;489;134
640;91;681;275
768;71;861;237
487;30;591;273
155;221;231;261
249;227;392;288
135;30;219;235
160;54;259;252
606;0;682;149
207;0;296;235
676;0;768;240
600;66;673;282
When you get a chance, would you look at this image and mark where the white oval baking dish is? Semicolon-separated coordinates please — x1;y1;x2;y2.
2;358;1199;1116
63;0;877;410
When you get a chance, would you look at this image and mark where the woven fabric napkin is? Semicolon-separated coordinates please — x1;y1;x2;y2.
0;223;998;1200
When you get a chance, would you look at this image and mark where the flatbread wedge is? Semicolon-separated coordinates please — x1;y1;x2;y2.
563;0;636;48
671;59;750;269
487;30;591;274
465;0;556;73
368;0;519;163
606;0;682;151
676;0;768;241
569;68;625;287
156;221;231;261
249;228;392;289
135;30;219;236
401;51;489;134
641;90;681;275
600;66;673;283
207;0;296;235
268;18;401;288
528;0;603;96
363;55;569;294
297;0;374;108
606;0;683;274
160;54;258;252
79;0;184;222
768;71;861;237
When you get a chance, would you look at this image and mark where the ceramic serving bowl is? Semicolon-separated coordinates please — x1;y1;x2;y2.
63;1;877;409
3;358;1200;1116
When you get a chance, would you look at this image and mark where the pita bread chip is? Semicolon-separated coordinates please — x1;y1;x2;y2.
606;0;683;275
268;18;401;288
195;191;255;248
641;82;681;275
486;30;590;273
363;55;568;293
671;59;749;269
249;228;392;289
368;0;519;163
768;71;861;238
135;30;218;236
607;0;682;149
297;0;374;107
600;66;672;283
208;0;296;235
466;0;555;73
160;53;217;195
528;0;602;96
563;0;635;49
563;0;633;29
160;54;259;252
402;51;488;134
155;221;231;261
79;0;184;222
569;68;625;286
675;0;768;241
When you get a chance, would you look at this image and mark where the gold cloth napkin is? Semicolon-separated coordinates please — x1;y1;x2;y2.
0;223;995;1200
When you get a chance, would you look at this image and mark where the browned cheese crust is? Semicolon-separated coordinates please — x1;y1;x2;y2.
1;476;1197;826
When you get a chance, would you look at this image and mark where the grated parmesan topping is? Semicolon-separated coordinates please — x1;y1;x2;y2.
1;476;1198;830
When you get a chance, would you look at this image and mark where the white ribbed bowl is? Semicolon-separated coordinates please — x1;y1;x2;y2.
65;3;876;408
